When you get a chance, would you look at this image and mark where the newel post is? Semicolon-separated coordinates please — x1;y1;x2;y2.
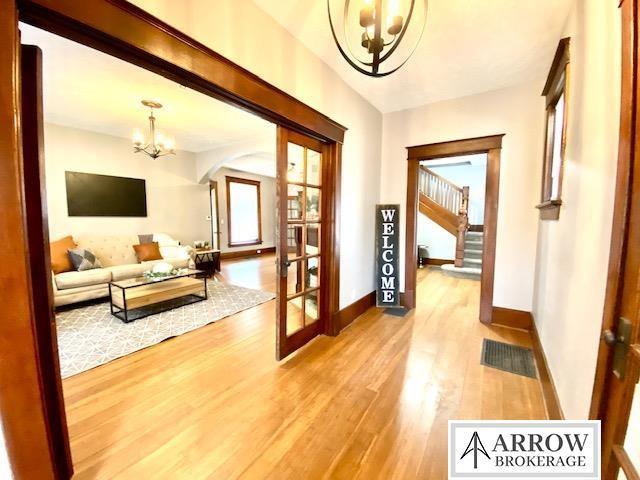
454;186;470;267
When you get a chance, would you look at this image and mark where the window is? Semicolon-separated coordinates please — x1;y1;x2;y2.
537;38;570;220
225;176;262;247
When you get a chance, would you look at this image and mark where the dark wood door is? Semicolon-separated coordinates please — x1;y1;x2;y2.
596;1;640;478
276;127;328;360
20;43;74;478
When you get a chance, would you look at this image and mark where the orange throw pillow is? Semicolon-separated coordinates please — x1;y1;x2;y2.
133;242;163;263
50;235;76;274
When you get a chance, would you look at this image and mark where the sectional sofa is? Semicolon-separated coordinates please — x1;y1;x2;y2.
53;234;194;307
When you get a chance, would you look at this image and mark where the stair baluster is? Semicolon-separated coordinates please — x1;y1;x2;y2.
418;166;471;268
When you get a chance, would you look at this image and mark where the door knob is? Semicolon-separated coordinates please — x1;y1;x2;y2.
603;329;617;346
604;318;632;379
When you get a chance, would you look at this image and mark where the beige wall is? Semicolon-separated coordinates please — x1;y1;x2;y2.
532;0;621;419
129;0;383;308
380;81;546;311
44;123;211;246
209;168;276;253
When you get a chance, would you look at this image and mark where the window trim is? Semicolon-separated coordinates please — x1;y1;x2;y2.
536;37;570;221
225;175;263;248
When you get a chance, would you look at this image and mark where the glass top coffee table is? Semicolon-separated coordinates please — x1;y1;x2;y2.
109;269;207;323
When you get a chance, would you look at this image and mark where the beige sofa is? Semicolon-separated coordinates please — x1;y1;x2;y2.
53;234;193;307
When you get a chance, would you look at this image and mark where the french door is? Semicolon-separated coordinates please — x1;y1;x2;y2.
276;127;329;360
597;1;640;478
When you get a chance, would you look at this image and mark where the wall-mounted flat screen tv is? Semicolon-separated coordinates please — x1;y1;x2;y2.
65;171;147;217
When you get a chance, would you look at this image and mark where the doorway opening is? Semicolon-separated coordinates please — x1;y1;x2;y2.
417;153;487;280
209;181;221;251
9;6;344;476
404;136;503;324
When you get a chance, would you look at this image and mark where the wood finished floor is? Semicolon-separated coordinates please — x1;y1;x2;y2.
62;256;547;479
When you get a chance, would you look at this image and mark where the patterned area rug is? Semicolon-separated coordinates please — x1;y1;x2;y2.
56;282;275;378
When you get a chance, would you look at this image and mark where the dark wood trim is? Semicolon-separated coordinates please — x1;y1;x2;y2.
17;0;346;144
542;38;571;97
404;158;420;310
424;258;454;266
0;3;60;477
404;137;503;320
591;2;640;477
538;38;570;217
590;0;636;422
531;320;565;420
324;141;342;336
209;181;221;250
225;175;263;248
535;199;562;220
407;135;504;160
479;148;501;324
22;43;73;479
491;307;533;330
220;246;276;260
334;291;376;331
614;446;640;480
2;1;347;476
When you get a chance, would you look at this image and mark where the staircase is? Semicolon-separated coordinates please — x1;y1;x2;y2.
418;166;482;280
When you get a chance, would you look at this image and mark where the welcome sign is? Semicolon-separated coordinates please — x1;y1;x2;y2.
375;204;400;308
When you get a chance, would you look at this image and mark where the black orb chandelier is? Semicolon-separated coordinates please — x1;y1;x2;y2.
328;0;428;77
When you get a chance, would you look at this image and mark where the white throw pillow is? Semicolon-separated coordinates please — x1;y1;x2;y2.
153;233;180;247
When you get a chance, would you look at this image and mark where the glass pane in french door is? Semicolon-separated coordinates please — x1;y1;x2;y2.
621;375;640;475
285;143;322;335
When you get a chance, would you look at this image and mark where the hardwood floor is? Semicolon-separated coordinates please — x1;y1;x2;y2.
62;262;546;479
215;253;278;292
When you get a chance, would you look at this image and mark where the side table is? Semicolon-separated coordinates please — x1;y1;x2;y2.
194;249;221;277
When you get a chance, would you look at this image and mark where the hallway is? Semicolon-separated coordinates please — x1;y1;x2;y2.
62;263;546;479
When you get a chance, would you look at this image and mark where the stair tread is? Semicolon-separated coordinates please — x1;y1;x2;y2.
463;258;482;265
441;264;482;274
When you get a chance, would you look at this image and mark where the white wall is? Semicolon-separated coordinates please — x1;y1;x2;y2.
0;420;11;479
44;123;211;246
129;0;383;308
532;0;621;419
208;167;276;253
417;216;455;260
381;81;546;311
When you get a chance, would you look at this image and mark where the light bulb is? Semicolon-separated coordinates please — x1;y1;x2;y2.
132;130;144;146
164;137;175;151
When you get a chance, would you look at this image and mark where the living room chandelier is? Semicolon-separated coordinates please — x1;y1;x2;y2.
327;0;428;77
132;100;176;159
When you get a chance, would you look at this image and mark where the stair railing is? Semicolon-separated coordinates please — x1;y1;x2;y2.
419;167;470;267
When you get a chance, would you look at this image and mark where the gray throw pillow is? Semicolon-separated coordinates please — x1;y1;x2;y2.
67;248;103;271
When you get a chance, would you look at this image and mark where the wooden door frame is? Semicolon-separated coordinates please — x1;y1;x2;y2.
404;135;503;325
209;181;221;250
1;0;344;477
589;0;640;478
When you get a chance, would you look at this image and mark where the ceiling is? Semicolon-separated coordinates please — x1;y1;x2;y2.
421;153;487;168
20;24;274;153
224;154;277;178
252;0;574;113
